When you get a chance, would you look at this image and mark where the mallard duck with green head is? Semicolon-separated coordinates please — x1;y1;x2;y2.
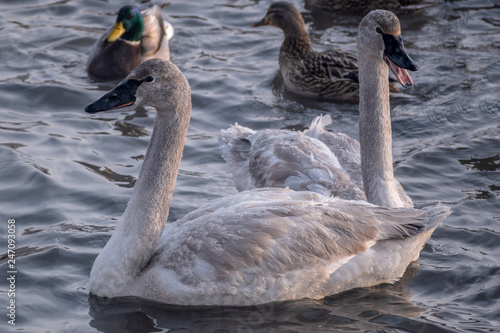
253;2;400;101
87;5;174;81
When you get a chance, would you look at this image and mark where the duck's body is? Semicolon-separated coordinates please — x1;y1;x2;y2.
279;34;360;100
87;10;448;306
253;2;359;101
253;2;401;101
305;0;427;15
87;5;174;81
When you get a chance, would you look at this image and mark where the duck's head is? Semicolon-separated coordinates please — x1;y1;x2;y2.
107;5;145;42
85;59;190;113
357;10;418;88
252;2;307;36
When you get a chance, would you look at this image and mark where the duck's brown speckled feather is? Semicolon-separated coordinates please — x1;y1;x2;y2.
279;36;359;100
256;2;399;102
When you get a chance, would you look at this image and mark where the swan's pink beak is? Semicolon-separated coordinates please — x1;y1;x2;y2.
377;28;419;89
384;55;414;88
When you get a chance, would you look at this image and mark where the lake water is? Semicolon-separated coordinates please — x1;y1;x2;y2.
0;0;499;332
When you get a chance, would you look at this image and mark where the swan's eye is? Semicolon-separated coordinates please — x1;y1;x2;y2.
376;27;383;34
144;76;154;83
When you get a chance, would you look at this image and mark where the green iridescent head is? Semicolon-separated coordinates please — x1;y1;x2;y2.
107;5;145;42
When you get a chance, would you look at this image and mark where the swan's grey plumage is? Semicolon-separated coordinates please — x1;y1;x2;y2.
135;191;446;306
87;5;174;81
87;20;448;306
219;115;366;200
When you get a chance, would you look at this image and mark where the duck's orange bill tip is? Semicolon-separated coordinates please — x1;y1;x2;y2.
251;18;268;27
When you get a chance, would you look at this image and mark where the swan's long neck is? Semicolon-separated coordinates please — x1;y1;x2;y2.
358;53;404;208
90;102;190;296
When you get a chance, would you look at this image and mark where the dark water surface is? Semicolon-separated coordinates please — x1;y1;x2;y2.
1;0;499;332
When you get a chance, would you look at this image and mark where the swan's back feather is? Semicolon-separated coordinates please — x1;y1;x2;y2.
314;129;363;190
219;116;365;199
305;114;333;138
130;188;449;305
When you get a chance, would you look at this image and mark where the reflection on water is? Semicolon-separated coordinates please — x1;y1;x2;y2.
76;161;136;188
459;154;500;172
0;0;499;332
88;263;433;333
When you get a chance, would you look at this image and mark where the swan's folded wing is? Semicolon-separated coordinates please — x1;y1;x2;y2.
316;130;363;191
154;189;449;291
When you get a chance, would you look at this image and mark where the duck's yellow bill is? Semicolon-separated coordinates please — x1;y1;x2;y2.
107;22;125;42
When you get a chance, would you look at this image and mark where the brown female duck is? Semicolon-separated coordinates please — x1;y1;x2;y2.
253;2;399;102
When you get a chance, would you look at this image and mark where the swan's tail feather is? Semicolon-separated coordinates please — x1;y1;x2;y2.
376;201;450;241
414;201;451;232
306;115;333;138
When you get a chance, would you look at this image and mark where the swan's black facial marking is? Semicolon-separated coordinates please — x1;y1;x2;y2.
376;26;419;72
85;76;152;113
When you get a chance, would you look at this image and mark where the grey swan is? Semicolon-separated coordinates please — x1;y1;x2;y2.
86;36;447;306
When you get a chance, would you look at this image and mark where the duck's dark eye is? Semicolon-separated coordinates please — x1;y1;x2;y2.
143;76;154;83
376;27;383;34
108;93;118;100
127;13;134;19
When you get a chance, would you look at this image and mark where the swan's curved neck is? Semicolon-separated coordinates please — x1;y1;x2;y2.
358;53;404;208
90;102;190;295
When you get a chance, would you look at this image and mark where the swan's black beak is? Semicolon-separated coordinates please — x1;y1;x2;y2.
378;28;419;88
85;78;148;114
